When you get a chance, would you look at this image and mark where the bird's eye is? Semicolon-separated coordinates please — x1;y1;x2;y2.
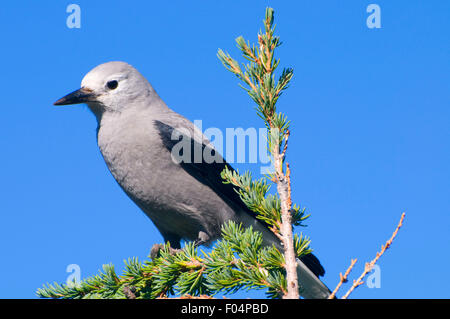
106;80;118;90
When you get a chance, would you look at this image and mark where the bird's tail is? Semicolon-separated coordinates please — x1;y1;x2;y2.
267;236;332;299
295;257;332;299
238;212;332;299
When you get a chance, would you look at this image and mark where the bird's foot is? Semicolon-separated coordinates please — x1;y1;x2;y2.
193;231;210;247
150;243;181;259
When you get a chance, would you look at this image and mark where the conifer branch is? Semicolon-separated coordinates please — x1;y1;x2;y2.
218;7;300;299
37;222;312;299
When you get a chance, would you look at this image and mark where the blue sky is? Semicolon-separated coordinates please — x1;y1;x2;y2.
0;1;448;299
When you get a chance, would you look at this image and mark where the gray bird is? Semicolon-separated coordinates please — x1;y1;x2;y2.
54;61;331;299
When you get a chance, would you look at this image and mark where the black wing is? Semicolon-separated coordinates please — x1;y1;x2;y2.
154;120;250;213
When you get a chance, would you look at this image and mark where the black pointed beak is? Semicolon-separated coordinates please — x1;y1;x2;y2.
53;87;97;106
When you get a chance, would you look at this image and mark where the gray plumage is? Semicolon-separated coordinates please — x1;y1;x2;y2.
54;61;331;299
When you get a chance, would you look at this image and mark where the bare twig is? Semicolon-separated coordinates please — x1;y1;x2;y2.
340;212;406;299
328;258;358;299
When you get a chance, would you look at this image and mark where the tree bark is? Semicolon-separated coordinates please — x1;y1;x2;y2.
274;147;299;299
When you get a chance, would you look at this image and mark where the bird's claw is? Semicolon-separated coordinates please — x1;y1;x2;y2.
150;243;181;259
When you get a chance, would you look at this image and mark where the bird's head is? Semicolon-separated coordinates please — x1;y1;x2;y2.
54;61;156;119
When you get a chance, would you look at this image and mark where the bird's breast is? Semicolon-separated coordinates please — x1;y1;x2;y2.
97;114;165;203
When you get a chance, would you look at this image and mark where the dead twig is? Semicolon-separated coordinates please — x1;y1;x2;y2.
339;212;405;299
328;258;358;299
